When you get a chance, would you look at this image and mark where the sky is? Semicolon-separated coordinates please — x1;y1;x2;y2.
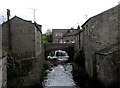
0;0;119;33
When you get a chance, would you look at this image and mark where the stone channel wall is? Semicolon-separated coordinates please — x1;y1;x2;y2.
0;56;7;88
22;54;44;86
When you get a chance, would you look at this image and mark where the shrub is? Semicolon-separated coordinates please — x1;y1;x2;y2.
43;60;51;71
73;50;85;67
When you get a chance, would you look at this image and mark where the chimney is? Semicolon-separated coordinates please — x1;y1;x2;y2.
7;9;11;52
7;9;10;21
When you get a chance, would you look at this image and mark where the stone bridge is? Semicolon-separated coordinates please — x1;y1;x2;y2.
44;43;74;61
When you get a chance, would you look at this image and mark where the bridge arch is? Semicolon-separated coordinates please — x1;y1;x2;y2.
44;43;74;61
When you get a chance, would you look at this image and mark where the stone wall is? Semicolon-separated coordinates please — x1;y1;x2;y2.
74;30;84;52
96;51;119;86
2;21;9;52
22;52;44;87
35;26;42;57
2;56;7;87
82;5;119;84
118;4;120;88
95;42;119;86
7;48;44;87
0;56;7;88
2;16;35;54
2;16;43;87
52;29;78;43
0;57;2;88
44;43;74;60
52;29;68;43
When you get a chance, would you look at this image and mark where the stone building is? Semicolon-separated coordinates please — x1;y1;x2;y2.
0;24;7;88
52;29;78;43
81;5;119;86
95;43;119;86
2;16;42;57
52;28;84;52
1;16;44;87
73;26;84;51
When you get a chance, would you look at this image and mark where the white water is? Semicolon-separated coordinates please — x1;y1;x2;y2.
43;63;79;88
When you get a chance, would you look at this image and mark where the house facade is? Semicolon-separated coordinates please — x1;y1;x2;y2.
2;16;42;57
52;28;84;52
52;29;78;43
81;5;119;86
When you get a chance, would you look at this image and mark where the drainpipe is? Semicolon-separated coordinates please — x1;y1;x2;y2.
77;25;80;49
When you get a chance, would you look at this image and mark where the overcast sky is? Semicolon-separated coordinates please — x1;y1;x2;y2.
0;0;119;33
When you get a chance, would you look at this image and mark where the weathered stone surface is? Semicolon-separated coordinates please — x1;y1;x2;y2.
22;53;44;86
1;16;43;87
44;43;74;60
82;5;119;86
2;16;42;57
0;56;7;88
95;44;119;86
52;29;77;43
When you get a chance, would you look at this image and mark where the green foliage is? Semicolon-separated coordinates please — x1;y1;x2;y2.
47;34;52;42
7;57;33;77
7;57;34;86
42;35;48;44
42;34;52;44
43;60;51;71
0;50;7;57
73;50;85;67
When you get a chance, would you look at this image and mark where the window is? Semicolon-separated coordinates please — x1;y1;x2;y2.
70;30;72;32
67;30;70;33
55;34;58;36
55;33;63;36
60;39;63;43
66;40;69;42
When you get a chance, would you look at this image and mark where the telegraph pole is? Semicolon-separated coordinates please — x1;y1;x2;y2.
29;8;37;57
29;8;37;22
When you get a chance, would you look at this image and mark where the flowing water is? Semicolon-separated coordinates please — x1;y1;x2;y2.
42;62;79;88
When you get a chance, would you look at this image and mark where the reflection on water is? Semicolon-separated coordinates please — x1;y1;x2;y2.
42;63;79;88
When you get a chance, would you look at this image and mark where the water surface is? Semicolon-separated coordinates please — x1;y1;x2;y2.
42;63;79;88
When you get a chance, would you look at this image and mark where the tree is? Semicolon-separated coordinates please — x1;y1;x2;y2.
42;29;52;44
45;29;52;35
